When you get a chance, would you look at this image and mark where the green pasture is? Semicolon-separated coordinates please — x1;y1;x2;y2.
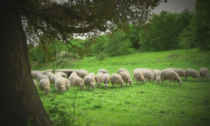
35;48;210;126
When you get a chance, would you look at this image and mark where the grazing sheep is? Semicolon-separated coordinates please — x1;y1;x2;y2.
64;78;70;90
118;68;129;74
55;72;67;78
133;69;146;84
98;69;109;74
33;79;37;87
31;70;45;78
84;75;95;91
37;73;48;82
45;72;54;78
88;73;96;80
102;73;110;88
39;78;50;94
69;72;78;85
199;67;210;81
119;71;132;86
96;72;104;87
50;74;61;85
185;68;201;81
67;70;75;78
153;69;161;84
160;69;182;85
76;69;88;79
55;77;66;93
141;69;154;82
156;75;161;84
72;76;84;90
174;68;185;77
55;69;69;74
110;73;125;87
44;69;55;74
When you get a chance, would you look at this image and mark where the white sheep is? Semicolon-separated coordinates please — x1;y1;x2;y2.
45;72;54;78
72;76;84;90
133;69;146;84
31;70;45;78
64;78;70;90
185;68;201;81
141;69;154;82
75;69;88;79
110;73;125;87
50;74;61;85
119;71;132;86
98;69;109;74
68;71;78;85
55;77;66;93
102;73;110;88
39;78;50;94
84;75;95;91
55;72;67;78
88;72;96;81
153;69;161;84
199;67;210;81
160;69;182;85
37;73;48;82
55;69;69;74
96;72;104;87
33;79;37;87
174;68;185;77
118;68;129;74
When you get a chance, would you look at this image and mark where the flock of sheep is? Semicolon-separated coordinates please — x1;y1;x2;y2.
31;67;210;94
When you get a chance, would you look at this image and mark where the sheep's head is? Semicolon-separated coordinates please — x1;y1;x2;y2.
128;80;132;84
45;88;50;94
142;79;146;84
198;76;201;81
104;84;109;88
80;85;84;90
178;80;182;85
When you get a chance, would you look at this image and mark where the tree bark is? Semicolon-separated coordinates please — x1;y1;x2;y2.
0;1;53;126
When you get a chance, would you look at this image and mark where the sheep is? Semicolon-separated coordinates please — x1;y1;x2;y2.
118;68;129;74
88;72;96;80
68;72;78;85
141;69;154;82
84;75;95;91
75;69;88;79
119;71;132;86
185;68;201;81
102;73;110;88
55;77;66;93
153;69;161;84
33;79;37;87
96;72;104;87
64;78;70;90
72;76;84;90
98;69;109;74
199;67;210;81
174;68;185;77
133;69;146;84
110;73;125;87
160;69;182;85
44;69;55;74
37;73;48;82
50;74;61;85
67;70;75;78
39;78;50;94
31;71;45;79
45;72;54;77
55;69;69;74
55;72;67;78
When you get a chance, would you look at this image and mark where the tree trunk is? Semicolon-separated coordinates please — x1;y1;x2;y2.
0;1;53;126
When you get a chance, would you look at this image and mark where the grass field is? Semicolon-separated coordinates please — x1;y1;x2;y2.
35;48;210;126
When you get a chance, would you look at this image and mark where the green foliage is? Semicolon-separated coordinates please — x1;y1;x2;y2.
104;30;134;56
139;9;194;51
95;52;108;61
191;0;210;50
